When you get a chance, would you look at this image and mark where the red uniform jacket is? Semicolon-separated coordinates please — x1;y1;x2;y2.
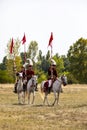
48;67;57;79
26;70;34;81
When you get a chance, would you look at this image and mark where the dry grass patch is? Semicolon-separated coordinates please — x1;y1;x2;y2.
0;84;87;130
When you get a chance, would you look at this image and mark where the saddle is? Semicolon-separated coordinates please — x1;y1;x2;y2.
44;81;49;92
44;80;53;93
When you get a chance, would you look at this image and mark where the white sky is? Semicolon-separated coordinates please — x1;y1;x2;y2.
0;0;87;63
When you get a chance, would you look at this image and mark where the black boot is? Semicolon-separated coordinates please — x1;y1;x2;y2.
35;83;38;91
13;83;17;93
48;87;51;94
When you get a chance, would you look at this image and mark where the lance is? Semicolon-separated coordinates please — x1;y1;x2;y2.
21;33;27;74
13;53;17;82
48;32;53;78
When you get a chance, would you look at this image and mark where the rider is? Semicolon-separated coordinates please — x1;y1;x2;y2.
26;61;38;91
47;59;58;93
26;64;35;82
25;59;36;88
13;66;26;93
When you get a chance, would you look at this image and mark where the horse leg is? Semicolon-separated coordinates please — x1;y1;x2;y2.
52;92;56;106
56;92;60;105
18;93;21;104
22;92;25;104
46;95;49;106
43;93;46;105
31;92;35;104
28;92;31;105
43;92;49;106
24;92;25;104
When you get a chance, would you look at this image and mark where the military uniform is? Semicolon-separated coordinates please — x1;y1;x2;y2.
26;68;35;82
47;59;58;93
48;67;57;81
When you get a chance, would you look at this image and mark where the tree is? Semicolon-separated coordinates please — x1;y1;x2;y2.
20;52;27;64
67;38;87;83
0;70;14;83
53;53;65;76
27;41;38;62
6;38;21;59
61;55;70;72
0;56;7;70
6;38;22;82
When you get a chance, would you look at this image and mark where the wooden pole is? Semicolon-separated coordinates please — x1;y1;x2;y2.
13;53;17;83
24;43;26;64
50;46;53;79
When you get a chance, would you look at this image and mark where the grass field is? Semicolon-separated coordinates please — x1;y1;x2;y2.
0;84;87;130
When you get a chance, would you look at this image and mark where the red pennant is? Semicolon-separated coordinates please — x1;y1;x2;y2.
22;33;26;44
10;38;14;54
48;32;53;48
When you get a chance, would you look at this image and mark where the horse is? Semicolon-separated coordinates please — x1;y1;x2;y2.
27;75;37;105
17;72;26;104
41;75;67;106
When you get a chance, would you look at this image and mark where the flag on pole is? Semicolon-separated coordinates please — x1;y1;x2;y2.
22;33;26;63
21;33;26;44
10;38;14;54
48;32;53;48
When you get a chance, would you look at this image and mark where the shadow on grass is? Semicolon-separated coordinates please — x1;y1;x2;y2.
12;103;27;106
33;104;55;107
12;103;44;107
12;103;55;107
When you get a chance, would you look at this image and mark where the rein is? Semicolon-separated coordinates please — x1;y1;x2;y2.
56;78;62;83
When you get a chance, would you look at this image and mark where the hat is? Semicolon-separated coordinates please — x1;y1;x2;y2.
52;62;56;66
26;58;33;66
51;59;56;66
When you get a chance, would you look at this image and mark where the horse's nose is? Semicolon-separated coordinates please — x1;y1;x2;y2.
64;82;67;86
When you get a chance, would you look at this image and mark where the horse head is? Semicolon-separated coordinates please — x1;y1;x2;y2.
61;75;67;86
17;72;23;79
31;75;37;87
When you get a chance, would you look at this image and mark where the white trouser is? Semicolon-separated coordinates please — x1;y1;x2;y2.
48;79;52;87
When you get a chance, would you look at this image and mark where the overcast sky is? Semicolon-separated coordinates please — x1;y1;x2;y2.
0;0;87;63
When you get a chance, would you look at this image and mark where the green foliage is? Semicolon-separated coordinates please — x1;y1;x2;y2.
27;41;38;61
5;38;23;82
37;71;47;83
0;56;7;70
67;38;87;83
53;54;65;76
20;52;25;64
6;38;21;60
66;72;79;84
36;50;50;73
0;70;14;83
1;37;87;84
61;55;70;72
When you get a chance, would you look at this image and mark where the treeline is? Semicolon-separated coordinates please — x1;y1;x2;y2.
0;37;87;84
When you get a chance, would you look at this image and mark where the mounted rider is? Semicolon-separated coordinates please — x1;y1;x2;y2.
48;59;58;80
47;59;58;93
13;66;26;93
26;61;34;82
25;58;38;91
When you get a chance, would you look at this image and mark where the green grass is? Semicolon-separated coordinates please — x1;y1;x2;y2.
0;84;87;130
